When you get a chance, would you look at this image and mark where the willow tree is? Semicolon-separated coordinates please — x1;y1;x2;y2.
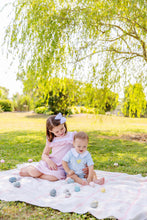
4;0;147;103
122;83;146;117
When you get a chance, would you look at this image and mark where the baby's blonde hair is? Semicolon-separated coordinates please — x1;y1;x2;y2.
73;131;89;142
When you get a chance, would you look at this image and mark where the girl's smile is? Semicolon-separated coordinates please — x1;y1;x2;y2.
50;124;66;137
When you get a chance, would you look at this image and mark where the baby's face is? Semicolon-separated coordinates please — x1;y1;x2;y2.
74;138;88;154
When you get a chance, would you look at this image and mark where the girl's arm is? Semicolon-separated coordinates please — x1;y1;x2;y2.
42;145;57;170
87;165;94;183
62;161;75;175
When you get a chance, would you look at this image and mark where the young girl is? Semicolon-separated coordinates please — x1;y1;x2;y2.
20;113;87;181
62;131;105;185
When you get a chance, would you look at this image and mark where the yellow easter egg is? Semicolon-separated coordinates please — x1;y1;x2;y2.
101;187;106;193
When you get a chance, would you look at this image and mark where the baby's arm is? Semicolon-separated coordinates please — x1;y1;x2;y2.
87;165;94;183
42;145;57;170
62;161;88;185
62;161;75;175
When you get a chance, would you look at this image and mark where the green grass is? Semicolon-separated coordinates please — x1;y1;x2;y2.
0;112;147;219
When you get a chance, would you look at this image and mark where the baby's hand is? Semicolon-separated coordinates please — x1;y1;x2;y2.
47;160;57;170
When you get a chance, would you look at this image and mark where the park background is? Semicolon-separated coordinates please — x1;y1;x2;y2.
0;0;147;219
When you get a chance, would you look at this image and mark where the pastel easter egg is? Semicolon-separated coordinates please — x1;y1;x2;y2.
101;187;106;193
0;159;5;163
50;189;56;197
63;189;70;194
74;185;80;192
9;177;17;183
14;182;21;188
90;201;98;208
28;159;33;162
65;192;71;198
114;162;118;167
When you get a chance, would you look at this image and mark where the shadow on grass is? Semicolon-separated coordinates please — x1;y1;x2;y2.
25;114;49;119
25;114;73;119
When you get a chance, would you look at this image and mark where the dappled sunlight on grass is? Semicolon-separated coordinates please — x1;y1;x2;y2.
68;114;147;135
87;131;147;176
0;130;46;170
0;112;46;132
1;112;147;135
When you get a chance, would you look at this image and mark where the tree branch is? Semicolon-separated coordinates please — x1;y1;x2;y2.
117;15;147;32
132;26;147;61
74;48;144;63
96;22;147;62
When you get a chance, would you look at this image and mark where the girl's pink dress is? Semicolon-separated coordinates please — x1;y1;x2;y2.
35;132;76;180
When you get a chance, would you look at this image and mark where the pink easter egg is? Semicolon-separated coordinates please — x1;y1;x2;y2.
28;159;33;162
0;159;5;163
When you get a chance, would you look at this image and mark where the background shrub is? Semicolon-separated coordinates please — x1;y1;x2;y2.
0;100;13;112
35;106;49;114
0;105;4;113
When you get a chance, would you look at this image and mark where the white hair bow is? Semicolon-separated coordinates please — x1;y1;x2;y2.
55;113;66;124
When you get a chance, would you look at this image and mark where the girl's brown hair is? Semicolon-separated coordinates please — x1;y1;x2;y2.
46;115;67;142
73;131;89;142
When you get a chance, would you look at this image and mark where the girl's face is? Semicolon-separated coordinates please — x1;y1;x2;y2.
73;138;88;154
50;124;66;137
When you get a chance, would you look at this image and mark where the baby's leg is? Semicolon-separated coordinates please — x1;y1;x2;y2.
93;171;105;185
94;177;105;185
70;174;88;185
19;166;42;178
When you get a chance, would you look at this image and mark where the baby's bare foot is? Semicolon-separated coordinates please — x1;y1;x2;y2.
94;177;105;185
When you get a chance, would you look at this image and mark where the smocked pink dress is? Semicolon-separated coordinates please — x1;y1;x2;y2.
35;132;76;180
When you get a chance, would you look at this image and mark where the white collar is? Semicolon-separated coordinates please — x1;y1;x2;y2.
71;148;89;158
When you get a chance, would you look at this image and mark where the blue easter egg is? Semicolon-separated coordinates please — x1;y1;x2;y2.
14;182;21;188
74;185;80;192
67;178;74;184
50;189;56;197
9;177;17;183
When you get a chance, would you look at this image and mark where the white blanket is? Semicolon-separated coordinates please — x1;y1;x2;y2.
0;163;147;220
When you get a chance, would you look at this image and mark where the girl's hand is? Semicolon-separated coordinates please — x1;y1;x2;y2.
47;160;58;170
82;165;89;178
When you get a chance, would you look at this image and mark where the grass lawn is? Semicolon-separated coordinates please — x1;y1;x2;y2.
0;112;147;219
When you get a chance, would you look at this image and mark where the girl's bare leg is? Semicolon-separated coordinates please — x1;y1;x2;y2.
20;166;59;181
40;174;58;181
19;166;42;178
